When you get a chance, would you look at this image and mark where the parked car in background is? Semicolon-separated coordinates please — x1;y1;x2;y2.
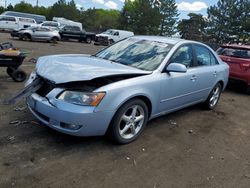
40;21;60;30
18;27;60;42
11;26;37;38
217;44;250;93
1;11;46;24
0;15;37;31
95;29;134;45
23;36;229;144
53;17;82;30
59;25;96;43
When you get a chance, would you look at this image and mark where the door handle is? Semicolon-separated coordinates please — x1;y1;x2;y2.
190;75;197;82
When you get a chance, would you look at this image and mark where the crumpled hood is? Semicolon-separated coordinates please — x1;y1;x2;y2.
36;54;151;84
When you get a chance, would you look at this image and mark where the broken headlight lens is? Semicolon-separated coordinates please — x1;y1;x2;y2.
58;91;105;106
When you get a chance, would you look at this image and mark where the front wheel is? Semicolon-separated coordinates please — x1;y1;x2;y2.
50;37;59;43
203;83;222;110
108;99;148;144
86;37;91;44
108;39;114;45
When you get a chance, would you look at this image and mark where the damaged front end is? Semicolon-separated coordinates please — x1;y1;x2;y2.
5;72;145;105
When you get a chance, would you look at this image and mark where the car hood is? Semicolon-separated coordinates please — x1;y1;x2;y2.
36;54;151;84
96;34;110;37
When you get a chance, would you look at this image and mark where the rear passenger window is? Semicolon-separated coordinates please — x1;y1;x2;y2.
195;45;219;66
211;54;219;65
73;26;80;31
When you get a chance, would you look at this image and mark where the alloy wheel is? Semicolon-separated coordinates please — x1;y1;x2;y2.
118;105;145;140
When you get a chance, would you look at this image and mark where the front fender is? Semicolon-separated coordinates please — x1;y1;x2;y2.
94;74;162;117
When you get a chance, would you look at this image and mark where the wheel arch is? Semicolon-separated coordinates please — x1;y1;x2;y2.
218;80;224;89
118;95;152;118
105;94;153;136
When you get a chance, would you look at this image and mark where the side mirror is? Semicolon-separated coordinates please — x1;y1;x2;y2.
166;63;187;73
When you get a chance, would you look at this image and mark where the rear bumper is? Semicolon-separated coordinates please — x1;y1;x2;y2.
27;93;115;136
229;72;250;85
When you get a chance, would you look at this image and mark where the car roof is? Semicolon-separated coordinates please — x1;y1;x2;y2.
131;36;185;45
221;44;250;50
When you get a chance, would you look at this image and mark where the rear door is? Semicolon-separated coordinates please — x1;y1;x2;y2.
32;27;50;40
71;26;82;39
190;44;220;100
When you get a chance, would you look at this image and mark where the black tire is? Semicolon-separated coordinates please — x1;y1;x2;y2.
7;67;14;76
86;37;91;44
203;83;222;110
22;33;31;41
11;69;27;82
108;99;149;144
108;39;114;45
50;37;59;43
247;86;250;95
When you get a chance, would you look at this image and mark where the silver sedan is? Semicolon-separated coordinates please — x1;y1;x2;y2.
24;36;229;144
18;27;60;42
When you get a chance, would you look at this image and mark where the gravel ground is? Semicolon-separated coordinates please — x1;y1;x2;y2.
0;32;250;188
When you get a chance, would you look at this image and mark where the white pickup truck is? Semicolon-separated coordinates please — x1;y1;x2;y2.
95;29;134;45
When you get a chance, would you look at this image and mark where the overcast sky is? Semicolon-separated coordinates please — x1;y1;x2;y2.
1;0;217;18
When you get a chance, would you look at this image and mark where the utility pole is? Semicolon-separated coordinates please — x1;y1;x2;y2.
36;0;39;7
5;0;7;9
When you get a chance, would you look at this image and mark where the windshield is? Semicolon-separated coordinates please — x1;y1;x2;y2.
102;30;115;35
95;38;173;71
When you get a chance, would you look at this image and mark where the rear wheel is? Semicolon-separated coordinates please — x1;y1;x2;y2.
108;99;148;144
203;83;222;110
11;69;27;82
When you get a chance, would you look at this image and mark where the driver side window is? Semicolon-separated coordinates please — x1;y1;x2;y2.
170;45;193;68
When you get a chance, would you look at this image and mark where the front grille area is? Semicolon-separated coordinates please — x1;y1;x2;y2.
33;108;49;122
36;78;56;97
95;36;109;45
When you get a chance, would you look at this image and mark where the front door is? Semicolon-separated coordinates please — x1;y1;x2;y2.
159;44;199;113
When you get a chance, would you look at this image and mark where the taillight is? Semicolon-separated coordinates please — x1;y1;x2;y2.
241;63;250;71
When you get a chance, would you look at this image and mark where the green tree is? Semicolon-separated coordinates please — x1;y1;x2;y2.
6;4;14;11
48;0;80;20
80;8;120;32
13;1;34;13
120;0;161;35
0;6;5;14
207;0;250;43
158;0;179;36
177;13;207;41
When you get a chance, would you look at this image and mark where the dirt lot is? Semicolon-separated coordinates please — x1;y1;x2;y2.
0;32;250;188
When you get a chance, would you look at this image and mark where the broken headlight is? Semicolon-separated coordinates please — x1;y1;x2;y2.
58;91;105;106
